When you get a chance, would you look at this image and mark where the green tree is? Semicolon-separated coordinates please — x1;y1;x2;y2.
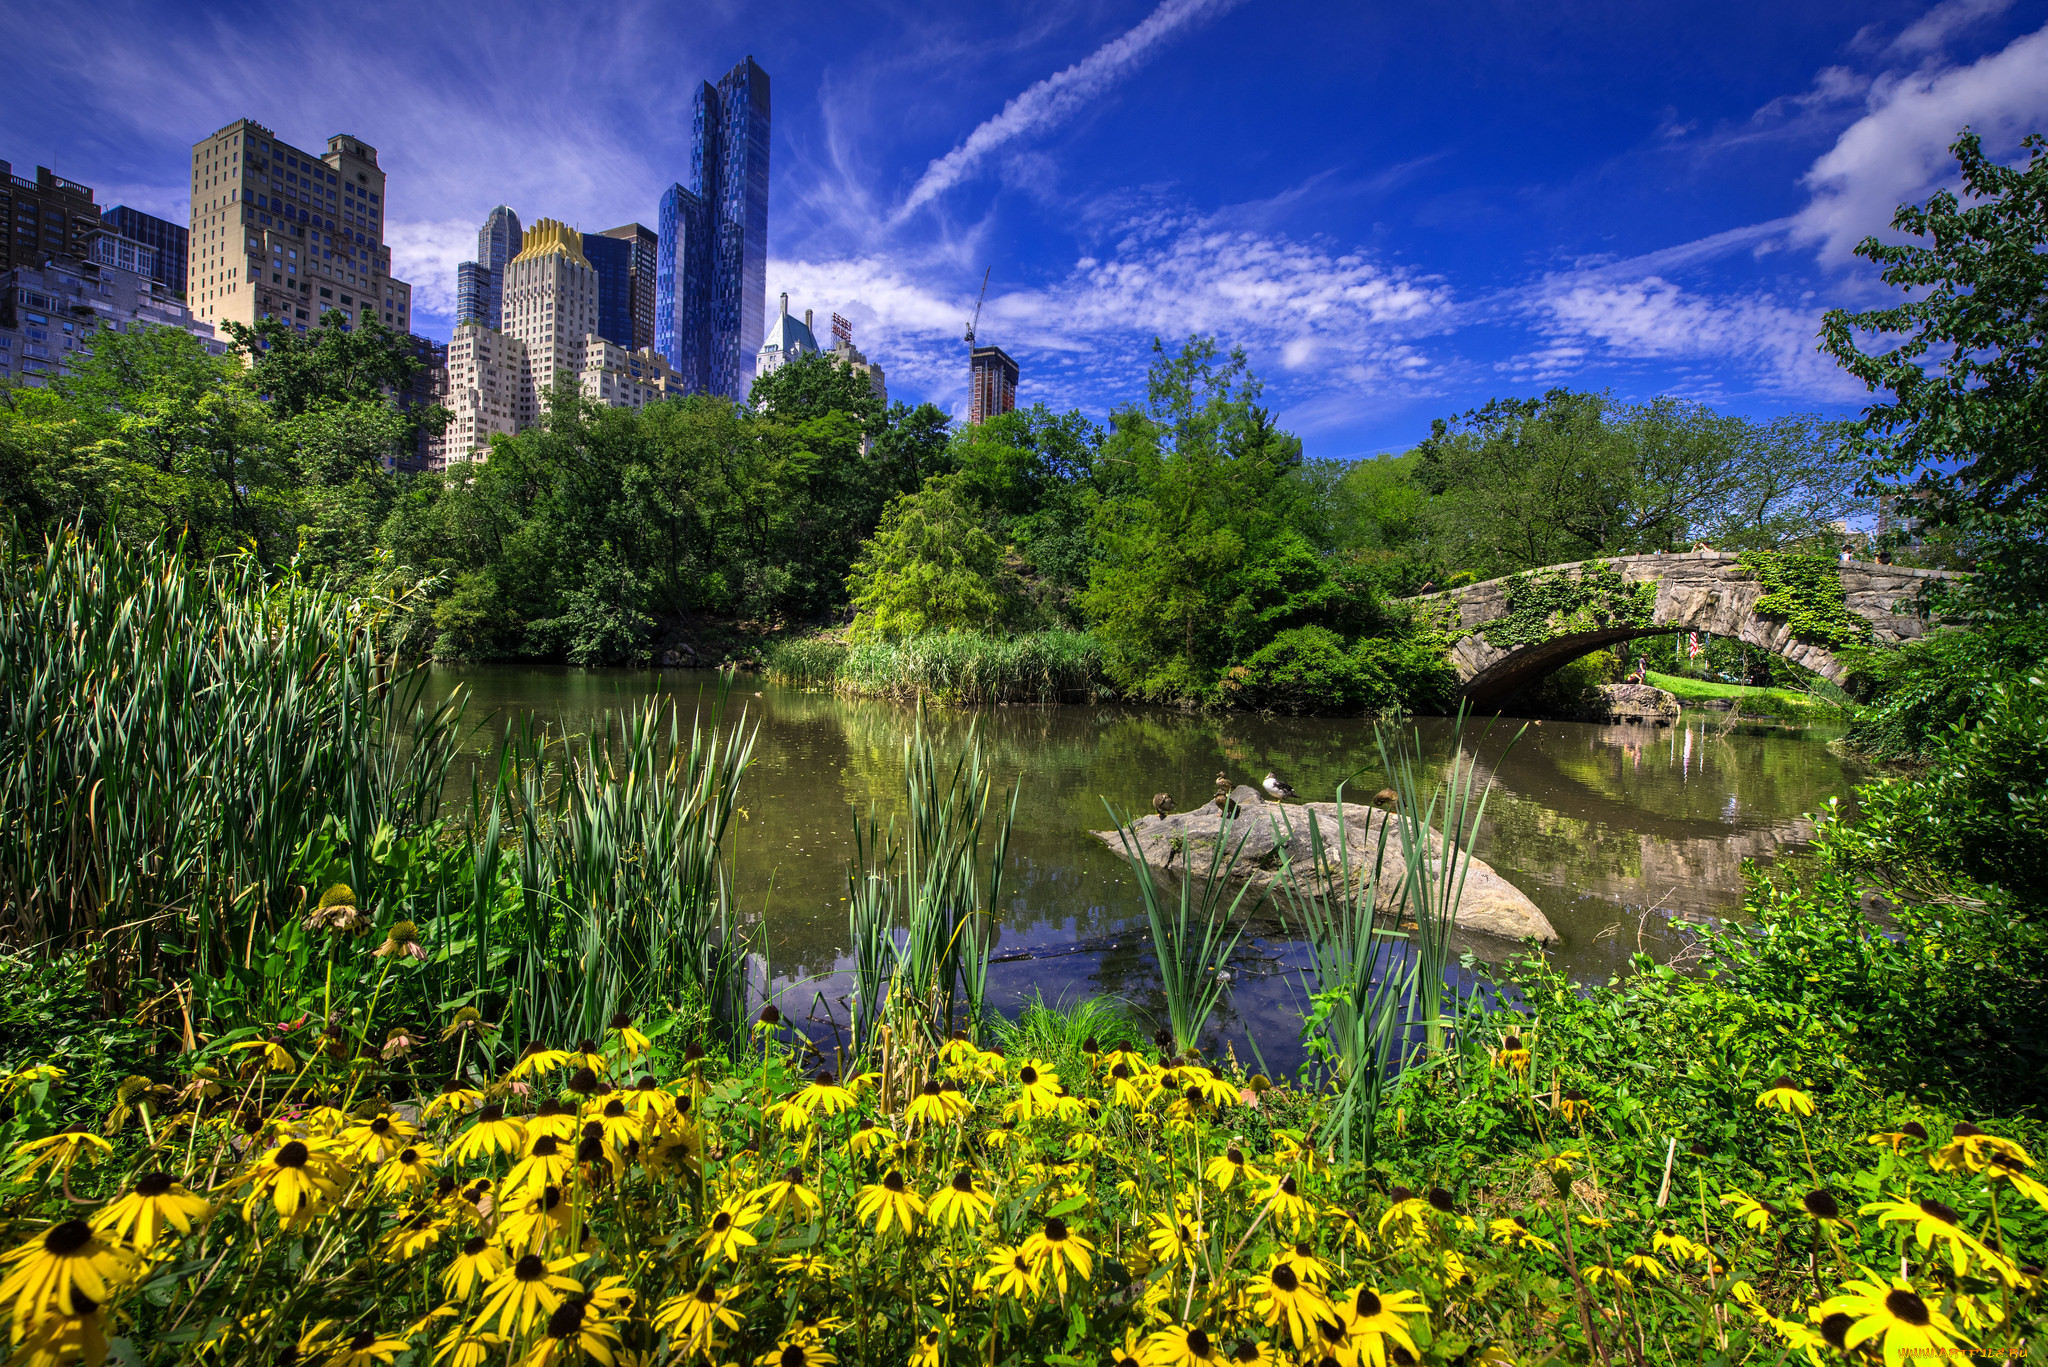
1078;337;1330;702
847;473;1021;639
1820;129;2048;616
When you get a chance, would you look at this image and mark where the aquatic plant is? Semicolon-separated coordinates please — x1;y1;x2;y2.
773;629;1107;705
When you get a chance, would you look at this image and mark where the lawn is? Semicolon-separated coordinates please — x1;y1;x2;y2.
1643;669;1845;717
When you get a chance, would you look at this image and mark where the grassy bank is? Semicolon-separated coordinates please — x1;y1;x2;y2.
1645;668;1846;718
766;629;1109;705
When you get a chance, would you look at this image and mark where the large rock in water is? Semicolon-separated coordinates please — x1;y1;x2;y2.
1576;683;1680;724
1094;787;1557;944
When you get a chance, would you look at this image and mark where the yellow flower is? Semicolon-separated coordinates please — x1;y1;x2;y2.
1584;1263;1632;1291
424;1086;485;1124
473;1252;583;1338
1146;1211;1203;1267
1757;1075;1815;1117
0;1220;140;1337
904;1081;955;1132
337;1110;419;1164
91;1172;211;1251
1105;1059;1152;1110
381;1211;446;1260
653;1280;744;1358
1861;1195;1997;1278
497;1184;575;1256
751;1169;823;1223
1622;1252;1667;1282
1250;1259;1334;1349
695;1198;764;1263
1557;1089;1593;1125
1652;1229;1711;1265
753;1338;835;1367
372;1145;440;1201
1720;1190;1775;1232
442;1235;507;1301
223;1138;346;1227
1203;1145;1256;1191
981;1244;1041;1301
502;1133;574;1196
522;1296;623;1367
227;1038;297;1073
432;1324;508;1367
447;1105;525;1165
508;1044;575;1080
1143;1324;1227;1365
12;1128;113;1180
854;1171;924;1239
1931;1122;2031;1175
1813;1274;1973;1367
606;1012;653;1057
792;1070;858;1118
1021;1216;1094;1294
1256;1172;1315;1233
1487;1217;1557;1255
1335;1284;1429;1367
1490;1032;1531;1075
1866;1121;1929;1154
927;1169;993;1231
1005;1060;1063;1122
322;1327;412;1367
1986;1151;2048;1213
848;1120;891;1159
12;1306;110;1367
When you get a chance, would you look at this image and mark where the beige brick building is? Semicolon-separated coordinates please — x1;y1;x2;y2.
184;121;411;340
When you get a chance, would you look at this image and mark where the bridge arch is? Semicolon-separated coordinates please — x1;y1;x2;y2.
1410;552;1957;704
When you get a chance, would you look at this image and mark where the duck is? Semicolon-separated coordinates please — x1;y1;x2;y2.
1214;771;1231;796
1152;792;1173;820
1261;771;1298;802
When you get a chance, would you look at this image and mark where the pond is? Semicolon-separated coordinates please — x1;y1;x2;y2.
432;666;1867;1071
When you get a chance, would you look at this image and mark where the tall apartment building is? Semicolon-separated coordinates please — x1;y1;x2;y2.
596;223;658;352
969;345;1018;424
184;121;412;340
431;218;686;470
829;312;887;407
656;55;770;401
2;250;223;388
1;160;101;273
455;205;521;328
100;206;187;296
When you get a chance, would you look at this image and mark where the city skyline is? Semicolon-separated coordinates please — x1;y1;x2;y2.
4;1;2047;453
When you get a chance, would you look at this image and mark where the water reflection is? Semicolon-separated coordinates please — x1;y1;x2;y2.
434;666;1865;1055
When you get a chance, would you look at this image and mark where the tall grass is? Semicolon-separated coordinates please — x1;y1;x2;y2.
845;718;1017;1091
771;630;1108;705
1268;711;1517;1159
0;529;461;1015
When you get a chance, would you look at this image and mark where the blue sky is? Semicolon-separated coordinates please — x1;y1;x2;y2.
6;0;2047;457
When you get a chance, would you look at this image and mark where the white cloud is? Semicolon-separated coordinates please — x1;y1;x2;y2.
384;218;481;318
893;0;1242;221
1793;22;2048;261
1890;0;2015;55
1518;274;1864;400
773;211;1454;421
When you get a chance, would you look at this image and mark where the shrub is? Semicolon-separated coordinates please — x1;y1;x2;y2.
1224;628;1457;714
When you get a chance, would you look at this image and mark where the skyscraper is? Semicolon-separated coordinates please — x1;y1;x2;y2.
0;160;100;274
101;205;188;296
597;222;658;352
456;205;521;328
970;346;1018;424
183;122;412;337
656;55;769;401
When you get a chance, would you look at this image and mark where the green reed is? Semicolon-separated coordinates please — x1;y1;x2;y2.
775;630;1107;705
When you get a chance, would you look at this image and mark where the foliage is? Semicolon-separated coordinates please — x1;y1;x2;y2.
847;474;1025;640
772;630;1108;705
1845;620;2048;759
1820;130;2048;618
1738;550;1873;651
1478;559;1657;650
1219;627;1457;715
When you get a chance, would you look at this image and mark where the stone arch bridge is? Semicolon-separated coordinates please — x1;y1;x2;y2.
1411;551;1959;704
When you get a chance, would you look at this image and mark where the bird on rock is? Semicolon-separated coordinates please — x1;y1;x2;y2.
1152;792;1173;819
1214;771;1230;797
1262;771;1298;802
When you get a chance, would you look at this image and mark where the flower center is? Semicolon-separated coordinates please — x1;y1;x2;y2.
276;1141;309;1169
399;1148;418;1165
604;1099;627;1118
1885;1288;1931;1327
1226;1147;1243;1165
883;1171;906;1193
546;1299;586;1338
1919;1198;1959;1225
514;1253;546;1281
369;1116;391;1135
1187;1330;1212;1356
1354;1288;1383;1318
44;1221;91;1255
952;1171;974;1193
711;1212;733;1233
134;1172;174;1197
1272;1264;1299;1292
1280;1176;1298;1196
532;1136;560;1157
1044;1216;1069;1241
462;1235;489;1256
1019;1066;1039;1086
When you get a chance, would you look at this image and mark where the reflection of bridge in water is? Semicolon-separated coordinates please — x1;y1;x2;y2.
1413;551;1958;703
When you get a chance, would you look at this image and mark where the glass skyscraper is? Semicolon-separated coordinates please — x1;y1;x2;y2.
455;205;521;328
100;205;187;297
656;55;769;401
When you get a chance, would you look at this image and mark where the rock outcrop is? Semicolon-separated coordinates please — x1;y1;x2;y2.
1577;683;1680;724
1094;787;1556;944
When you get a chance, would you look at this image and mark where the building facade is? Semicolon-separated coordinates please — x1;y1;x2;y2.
1;252;223;389
597;223;658;353
184;121;412;340
456;205;521;328
1;161;101;275
754;291;820;379
502;217;597;403
100;205;188;296
969;345;1018;424
829;312;887;407
582;232;635;350
656;55;769;401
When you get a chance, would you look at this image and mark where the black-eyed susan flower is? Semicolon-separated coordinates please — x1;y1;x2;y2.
12;1127;113;1181
926;1169;992;1231
1756;1076;1815;1117
474;1252;583;1337
1005;1061;1063;1122
854;1171;923;1238
1179;1066;1239;1108
1800;1188;1847;1224
754;1338;835;1367
381;1210;446;1260
0;1219;139;1334
526;1100;581;1144
523;1296;623;1367
424;1085;485;1124
1021;1216;1094;1294
1867;1120;1929;1155
371;1145;440;1201
752;1169;823;1224
1336;1284;1429;1367
1813;1274;1973;1367
1720;1190;1775;1232
696;1198;764;1263
11;1304;109;1367
904;1081;954;1132
1225;1339;1275;1364
1143;1324;1226;1365
606;1013;652;1058
1652;1228;1710;1265
448;1105;525;1165
1557;1089;1593;1125
1106;1061;1151;1110
1257;1172;1315;1233
322;1327;412;1366
1146;1211;1203;1267
1251;1259;1333;1348
227;1039;297;1074
1932;1122;2032;1175
792;1071;857;1119
981;1244;1041;1300
1487;1217;1556;1255
498;1184;575;1256
848;1119;890;1159
652;1280;743;1358
1204;1146;1256;1191
1862;1196;1996;1278
90;1172;210;1251
1621;1252;1667;1282
1491;1033;1531;1075
431;1323;507;1367
441;1235;506;1301
509;1044;574;1081
503;1134;574;1196
223;1138;344;1227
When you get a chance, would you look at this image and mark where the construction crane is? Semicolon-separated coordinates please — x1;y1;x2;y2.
963;267;990;348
